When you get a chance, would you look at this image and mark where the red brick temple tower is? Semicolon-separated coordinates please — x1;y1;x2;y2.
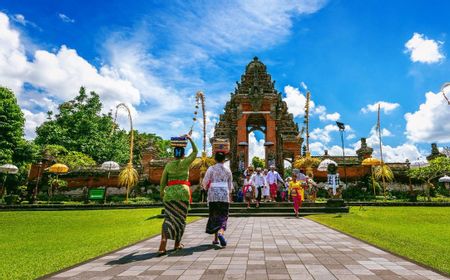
213;57;302;175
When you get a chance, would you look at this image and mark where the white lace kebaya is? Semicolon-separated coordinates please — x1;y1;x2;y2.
202;163;233;203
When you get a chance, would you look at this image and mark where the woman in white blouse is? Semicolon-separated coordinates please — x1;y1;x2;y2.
202;152;233;247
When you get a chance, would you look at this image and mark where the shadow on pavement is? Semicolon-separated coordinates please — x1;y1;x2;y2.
106;244;216;265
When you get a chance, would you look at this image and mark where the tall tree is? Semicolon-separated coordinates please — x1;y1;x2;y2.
0;87;25;164
252;156;265;169
35;87;129;163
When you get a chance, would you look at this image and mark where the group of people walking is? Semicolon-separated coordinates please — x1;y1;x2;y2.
158;135;232;254
242;166;307;217
157;134;310;254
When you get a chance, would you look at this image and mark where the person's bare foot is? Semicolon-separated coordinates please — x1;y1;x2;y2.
158;239;167;255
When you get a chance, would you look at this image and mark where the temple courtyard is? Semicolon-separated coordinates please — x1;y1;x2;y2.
47;217;448;280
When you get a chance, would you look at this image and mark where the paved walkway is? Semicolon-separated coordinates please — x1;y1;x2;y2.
48;217;448;280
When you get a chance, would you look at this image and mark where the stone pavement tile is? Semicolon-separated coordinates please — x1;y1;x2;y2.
268;274;291;280
152;276;180;280
246;274;269;280
47;218;449;280
199;274;224;280
178;276;202;280
223;274;245;280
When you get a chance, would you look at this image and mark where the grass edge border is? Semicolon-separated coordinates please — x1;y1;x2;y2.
36;216;204;280
305;216;450;278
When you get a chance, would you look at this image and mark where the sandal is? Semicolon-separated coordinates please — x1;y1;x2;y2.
212;241;219;245
175;243;185;250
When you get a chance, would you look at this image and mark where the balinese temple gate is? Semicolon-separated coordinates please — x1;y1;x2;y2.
213;57;302;175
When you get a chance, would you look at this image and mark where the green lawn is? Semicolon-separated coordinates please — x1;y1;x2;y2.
0;209;200;280
308;207;450;274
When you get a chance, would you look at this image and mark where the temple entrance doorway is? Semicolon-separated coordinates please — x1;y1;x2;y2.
213;57;302;176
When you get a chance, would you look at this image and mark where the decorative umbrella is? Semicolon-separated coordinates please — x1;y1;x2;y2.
409;160;429;169
317;159;337;172
361;157;381;196
0;164;19;198
101;161;120;203
0;164;19;174
438;175;450;183
48;163;69;174
101;161;120;171
361;157;382;166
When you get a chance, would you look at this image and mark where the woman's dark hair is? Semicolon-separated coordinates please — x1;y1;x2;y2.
214;152;226;163
174;147;185;159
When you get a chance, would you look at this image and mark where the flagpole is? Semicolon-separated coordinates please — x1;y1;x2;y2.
377;104;386;200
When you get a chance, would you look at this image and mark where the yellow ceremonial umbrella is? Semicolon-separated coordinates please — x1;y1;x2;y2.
47;163;69;201
48;163;69;174
361;157;382;166
361;157;381;196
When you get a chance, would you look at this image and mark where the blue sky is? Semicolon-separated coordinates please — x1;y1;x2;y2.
1;0;449;163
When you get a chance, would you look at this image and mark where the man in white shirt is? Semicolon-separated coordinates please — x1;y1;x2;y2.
266;165;284;202
251;167;266;208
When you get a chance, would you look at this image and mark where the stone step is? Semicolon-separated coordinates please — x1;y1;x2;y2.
188;202;326;208
161;206;349;216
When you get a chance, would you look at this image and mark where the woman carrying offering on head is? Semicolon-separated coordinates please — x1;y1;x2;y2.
288;173;304;218
203;139;233;247
158;134;198;255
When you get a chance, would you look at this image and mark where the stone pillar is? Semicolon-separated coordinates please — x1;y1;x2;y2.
236;115;249;168
265;114;277;168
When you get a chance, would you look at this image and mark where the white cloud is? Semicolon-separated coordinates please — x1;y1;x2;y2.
170;120;184;129
248;131;265;160
405;91;450;143
21;109;47;139
404;33;445;64
0;13;29;93
346;133;356;140
58;13;75;23
12;14;26;25
310;124;339;144
361;101;400;114
310;124;351;144
175;0;326;54
319;112;340;121
283;85;341;124
282;85;312;118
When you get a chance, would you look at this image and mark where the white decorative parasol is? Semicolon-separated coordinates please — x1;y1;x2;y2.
438;175;450;183
409;160;429;169
101;161;120;171
0;164;19;174
317;159;337;172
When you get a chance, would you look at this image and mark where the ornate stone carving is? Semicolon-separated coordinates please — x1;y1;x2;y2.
356;137;373;160
214;57;301;175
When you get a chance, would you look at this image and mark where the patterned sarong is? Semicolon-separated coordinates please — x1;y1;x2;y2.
163;200;188;242
206;201;230;234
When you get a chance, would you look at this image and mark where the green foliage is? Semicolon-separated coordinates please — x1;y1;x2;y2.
41;144;96;169
0;87;25;164
35;87;171;164
0;209;201;279
309;207;450;274
251;156;265;169
408;157;450;201
58;151;96;169
408;157;450;183
35;87;129;163
133;131;172;161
